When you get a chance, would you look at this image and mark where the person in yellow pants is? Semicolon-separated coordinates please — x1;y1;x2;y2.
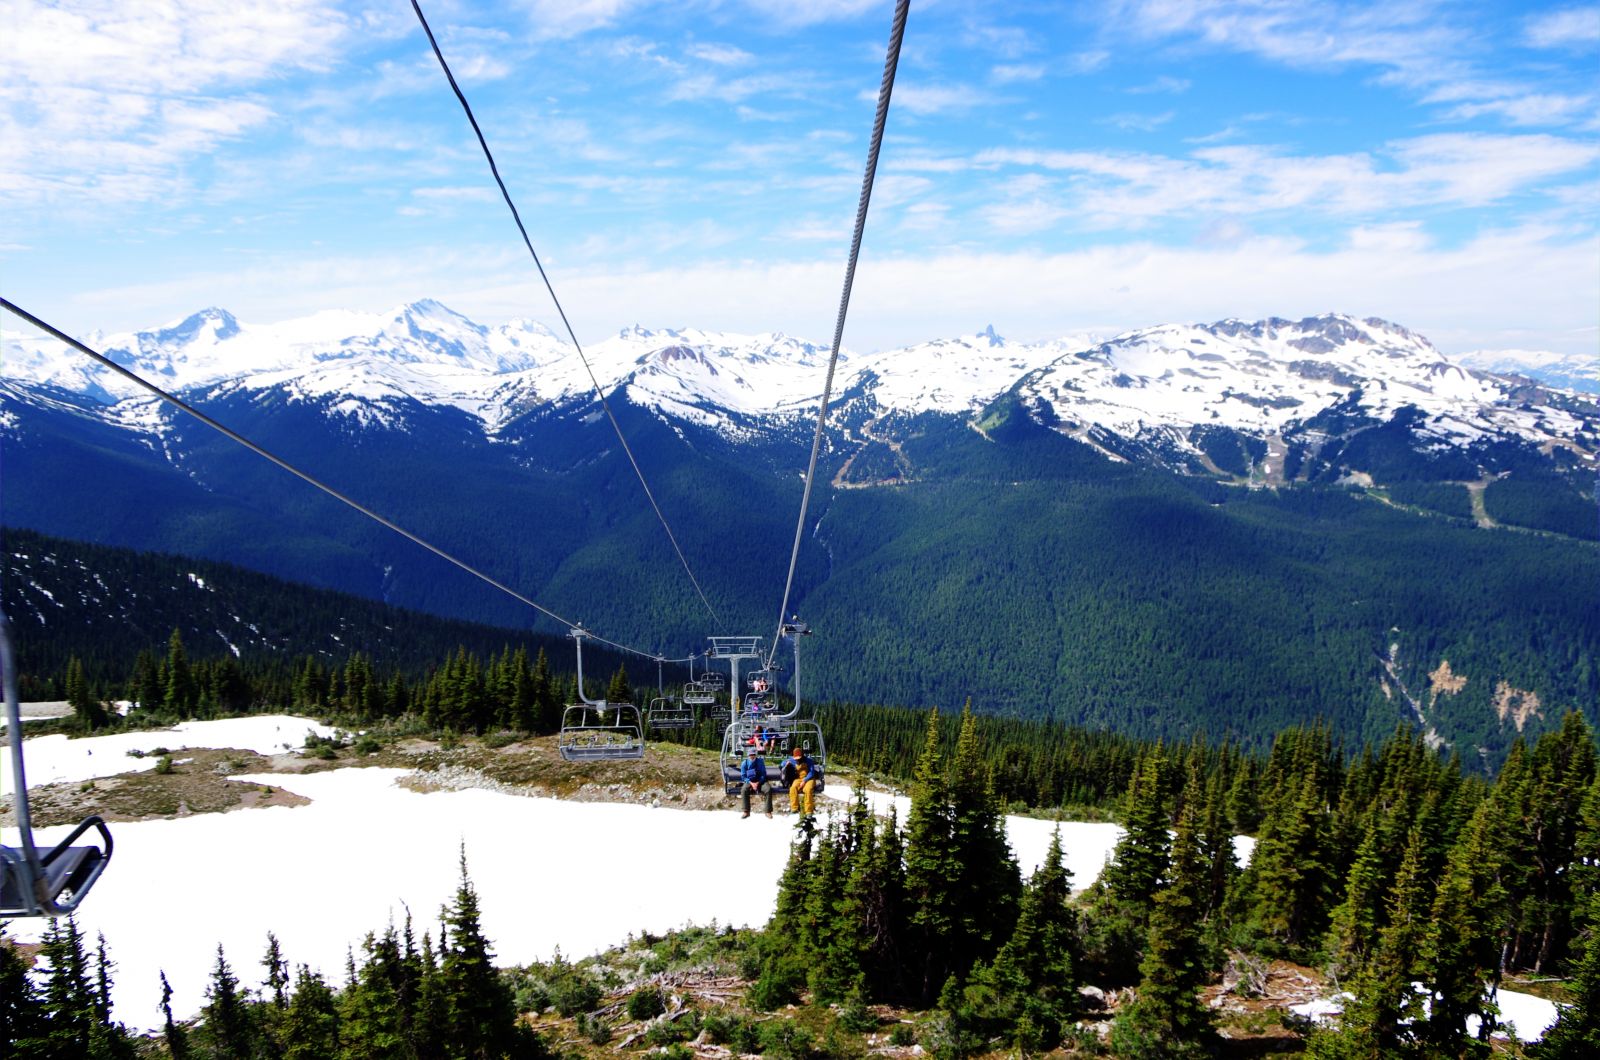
783;745;818;815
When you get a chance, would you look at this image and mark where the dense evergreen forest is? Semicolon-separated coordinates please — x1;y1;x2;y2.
7;520;1598;774
5;711;1597;1057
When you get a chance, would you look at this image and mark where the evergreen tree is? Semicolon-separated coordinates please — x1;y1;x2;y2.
163;629;198;717
126;650;162;713
1539;891;1600;1057
438;852;518;1058
605;663;633;704
195;945;254;1059
1110;767;1215;1059
902;709;960;1004
66;657;108;731
280;966;340;1060
530;648;559;734
1;927;47;1059
1082;747;1169;985
1421;799;1509;1052
161;971;191;1060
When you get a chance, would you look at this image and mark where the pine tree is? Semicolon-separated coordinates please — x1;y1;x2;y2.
941;706;1022;981
195;945;254;1059
1421;798;1509;1052
438;852;518;1059
1325;806;1386;976
126;650;161;713
280;966;340;1060
160;971;190;1060
530;648;559;734
902;709;960;1004
1110;766;1215;1059
1082;747;1170;985
66;657;108;731
977;827;1080;1048
1;927;47;1058
606;663;633;704
37;914;96;1058
163;628;198;717
1540;890;1600;1056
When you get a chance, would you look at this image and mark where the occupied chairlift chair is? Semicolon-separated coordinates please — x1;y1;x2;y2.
557;628;645;762
720;621;823;796
1;609;114;917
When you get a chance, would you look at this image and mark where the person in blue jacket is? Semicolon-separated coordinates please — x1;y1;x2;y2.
740;746;773;818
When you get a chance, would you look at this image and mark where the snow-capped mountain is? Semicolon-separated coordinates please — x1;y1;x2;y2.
1453;348;1600;395
3;302;1595;481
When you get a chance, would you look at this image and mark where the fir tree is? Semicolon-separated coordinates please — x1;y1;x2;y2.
66;657;108;731
902;709;959;1004
605;663;633;704
163;628;198;717
1539;891;1600;1056
1;928;47;1059
1422;798;1509;1052
438;852;518;1059
160;971;190;1060
196;945;254;1059
1110;767;1216;1059
280;966;340;1060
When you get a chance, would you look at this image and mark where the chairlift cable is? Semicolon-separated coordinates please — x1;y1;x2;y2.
0;298;684;663
766;0;909;668
409;0;722;631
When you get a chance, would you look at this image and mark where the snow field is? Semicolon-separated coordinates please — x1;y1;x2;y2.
1;715;340;788
1290;985;1561;1043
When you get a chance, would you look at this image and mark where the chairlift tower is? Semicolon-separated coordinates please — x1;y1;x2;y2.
707;636;763;715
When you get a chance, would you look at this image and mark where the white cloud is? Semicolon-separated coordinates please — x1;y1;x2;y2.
1100;110;1177;132
0;0;347;208
738;0;880;28
1127;75;1191;94
876;83;994;116
522;0;644;40
685;42;754;66
991;63;1046;83
974;133;1600;226
1525;6;1600;48
1104;0;1593;129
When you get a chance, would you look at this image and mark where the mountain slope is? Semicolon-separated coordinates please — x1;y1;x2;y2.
2;303;1595;763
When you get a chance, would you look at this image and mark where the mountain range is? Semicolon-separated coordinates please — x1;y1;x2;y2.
2;301;1596;762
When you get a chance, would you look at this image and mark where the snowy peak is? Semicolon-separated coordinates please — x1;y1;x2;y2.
3;304;1591;472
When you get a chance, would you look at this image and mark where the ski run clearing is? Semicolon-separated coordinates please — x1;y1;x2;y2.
3;716;1558;1040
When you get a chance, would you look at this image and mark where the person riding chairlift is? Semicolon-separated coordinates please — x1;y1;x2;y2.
782;745;819;816
740;747;773;818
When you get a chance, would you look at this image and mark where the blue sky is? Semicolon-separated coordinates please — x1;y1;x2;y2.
4;0;1598;356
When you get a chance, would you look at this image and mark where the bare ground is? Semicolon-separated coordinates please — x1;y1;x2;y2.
3;732;736;827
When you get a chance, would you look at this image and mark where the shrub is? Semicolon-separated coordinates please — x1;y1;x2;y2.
627;986;667;1021
352;734;381;756
550;974;601;1017
758;1020;814;1060
748;956;805;1011
153;755;174;775
643;1017;692;1046
578;1013;610;1045
483;731;518;749
888;1024;915;1048
703;1010;761;1054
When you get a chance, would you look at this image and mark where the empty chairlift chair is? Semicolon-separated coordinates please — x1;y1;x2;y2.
557;628;645;762
1;611;114;917
648;696;696;731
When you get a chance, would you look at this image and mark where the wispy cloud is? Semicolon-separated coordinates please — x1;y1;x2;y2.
876;84;994;116
1127;75;1191;94
976;133;1600;226
1100;110;1177;132
685;43;754;66
1525;6;1600;48
991;63;1046;84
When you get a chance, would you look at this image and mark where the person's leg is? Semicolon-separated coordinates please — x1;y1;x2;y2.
742;785;752;816
789;782;800;813
802;778;816;814
764;784;774;815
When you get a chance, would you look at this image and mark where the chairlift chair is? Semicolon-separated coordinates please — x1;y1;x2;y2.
647;696;696;731
1;611;114;917
557;628;645;762
720;717;826;796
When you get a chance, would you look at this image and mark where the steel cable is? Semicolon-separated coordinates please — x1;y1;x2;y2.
0;298;692;664
766;0;910;667
410;0;722;631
